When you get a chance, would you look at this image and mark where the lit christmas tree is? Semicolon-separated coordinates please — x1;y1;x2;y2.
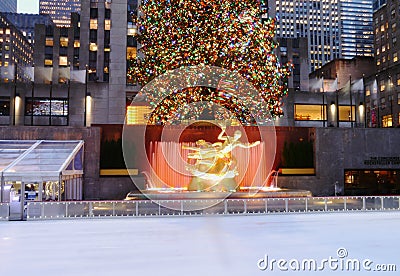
127;0;291;125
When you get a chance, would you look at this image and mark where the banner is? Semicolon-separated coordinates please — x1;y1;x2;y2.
70;70;86;83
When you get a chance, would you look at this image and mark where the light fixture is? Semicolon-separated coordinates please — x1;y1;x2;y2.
330;101;336;113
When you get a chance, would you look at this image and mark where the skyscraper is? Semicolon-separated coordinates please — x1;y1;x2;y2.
39;0;80;27
339;0;374;59
0;0;17;13
270;0;374;72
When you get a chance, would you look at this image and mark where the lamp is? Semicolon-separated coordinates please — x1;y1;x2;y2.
330;101;336;114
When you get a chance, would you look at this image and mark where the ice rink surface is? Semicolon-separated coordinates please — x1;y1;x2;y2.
1;212;400;275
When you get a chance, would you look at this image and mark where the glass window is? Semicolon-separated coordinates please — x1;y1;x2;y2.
74;41;80;48
0;98;10;116
394;53;398;63
90;19;98;30
45;37;53;46
294;104;326;121
127;47;137;59
380;80;385;92
382;115;393;127
381;98;386;109
398;93;400;105
60;37;68;47
25;98;68;116
90;43;98;51
59;56;68;66
105;20;111;31
338;106;355;122
45;59;53;66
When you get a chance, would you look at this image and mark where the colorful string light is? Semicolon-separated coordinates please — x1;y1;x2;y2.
127;0;292;124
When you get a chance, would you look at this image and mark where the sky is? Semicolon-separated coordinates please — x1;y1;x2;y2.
17;0;39;14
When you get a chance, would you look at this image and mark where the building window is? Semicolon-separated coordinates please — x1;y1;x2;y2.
381;98;386;109
45;37;53;46
294;104;326;121
397;74;400;86
59;56;68;66
338;106;355;122
394;53;399;63
0;98;10;116
380;80;386;92
90;19;98;30
127;47;137;59
45;59;53;66
126;105;152;125
105;20;111;31
382;115;393;127
25;98;68;116
74;41;80;48
90;43;98;52
60;37;68;47
366;87;371;97
398;93;400;105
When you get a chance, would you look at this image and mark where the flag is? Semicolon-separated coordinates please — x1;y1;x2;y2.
352;79;364;92
35;67;53;83
309;77;323;92
70;69;86;83
58;67;71;80
324;78;338;92
0;65;15;81
23;66;35;81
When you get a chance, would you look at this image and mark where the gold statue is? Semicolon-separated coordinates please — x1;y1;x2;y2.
184;124;260;192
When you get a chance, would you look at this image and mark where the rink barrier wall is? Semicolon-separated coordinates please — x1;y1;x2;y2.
0;203;9;220
21;196;400;220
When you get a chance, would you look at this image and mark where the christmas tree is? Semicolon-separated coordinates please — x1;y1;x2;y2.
127;0;291;124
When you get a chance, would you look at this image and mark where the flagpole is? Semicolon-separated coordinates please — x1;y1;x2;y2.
49;81;53;126
84;65;88;127
31;80;34;126
67;78;70;126
336;74;339;127
13;64;17;126
322;74;326;127
349;75;353;128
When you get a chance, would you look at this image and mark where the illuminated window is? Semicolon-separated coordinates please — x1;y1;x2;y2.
398;93;400;105
0;98;10;116
338;106;355;122
74;41;80;48
59;56;68;66
380;80;385;92
294;104;326;121
105;19;111;31
127;47;137;59
90;19;98;29
45;59;53;66
394;53;398;63
90;43;98;51
5;29;10;35
366;87;371;97
126;105;152;125
25;98;68;116
60;37;68;47
382;115;393;127
45;37;54;46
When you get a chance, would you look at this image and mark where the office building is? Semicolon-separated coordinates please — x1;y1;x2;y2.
39;0;81;27
0;0;17;13
1;12;54;44
270;0;374;72
364;0;400;127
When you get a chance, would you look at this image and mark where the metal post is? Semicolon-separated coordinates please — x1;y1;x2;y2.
31;81;34;126
362;197;366;210
67;79;70;126
49;81;53;126
265;199;268;213
336;90;340;127
305;198;308;212
12;65;17;126
0;174;3;203
84;66;88;127
224;200;227;214
285;198;289;212
344;197;347;211
243;200;247;214
349;75;353;128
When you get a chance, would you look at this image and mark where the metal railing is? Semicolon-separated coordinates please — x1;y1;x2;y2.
24;196;400;220
0;203;9;220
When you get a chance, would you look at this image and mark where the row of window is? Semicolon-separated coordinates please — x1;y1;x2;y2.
295;104;356;122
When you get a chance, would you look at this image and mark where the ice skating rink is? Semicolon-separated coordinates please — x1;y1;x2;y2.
1;212;399;275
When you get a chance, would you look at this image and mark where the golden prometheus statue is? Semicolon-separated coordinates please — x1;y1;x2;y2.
183;124;260;192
